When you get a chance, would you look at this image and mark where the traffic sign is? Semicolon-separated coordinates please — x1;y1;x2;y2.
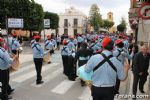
138;3;150;20
44;19;50;28
8;18;23;28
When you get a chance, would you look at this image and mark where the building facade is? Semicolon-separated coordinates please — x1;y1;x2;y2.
107;12;116;33
129;0;150;44
58;7;87;37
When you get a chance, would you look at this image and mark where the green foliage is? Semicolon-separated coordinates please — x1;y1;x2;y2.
0;0;58;32
103;20;114;29
117;17;127;33
44;12;59;29
25;2;44;31
89;4;103;32
0;0;10;28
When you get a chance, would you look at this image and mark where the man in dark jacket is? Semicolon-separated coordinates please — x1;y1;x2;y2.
132;45;150;99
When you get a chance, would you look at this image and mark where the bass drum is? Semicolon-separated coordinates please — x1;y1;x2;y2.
11;57;20;71
43;53;51;63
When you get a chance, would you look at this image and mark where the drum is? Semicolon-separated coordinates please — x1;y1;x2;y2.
77;64;93;82
43;53;50;62
11;58;20;71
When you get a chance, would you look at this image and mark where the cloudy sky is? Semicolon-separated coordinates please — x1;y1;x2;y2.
34;0;130;26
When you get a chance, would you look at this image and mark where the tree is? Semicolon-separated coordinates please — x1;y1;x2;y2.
0;0;44;32
44;12;59;29
103;20;114;30
89;4;103;32
117;17;127;33
26;2;44;31
0;0;10;28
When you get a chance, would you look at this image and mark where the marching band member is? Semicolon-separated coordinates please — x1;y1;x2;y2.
85;37;130;100
61;39;72;78
56;35;61;50
77;35;84;50
73;37;78;48
45;35;54;64
113;39;134;94
11;33;20;56
75;42;92;86
32;35;49;85
0;37;17;100
68;37;75;52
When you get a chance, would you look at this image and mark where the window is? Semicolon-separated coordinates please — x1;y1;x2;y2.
74;19;78;27
64;19;68;27
109;15;112;19
64;29;68;34
74;29;77;35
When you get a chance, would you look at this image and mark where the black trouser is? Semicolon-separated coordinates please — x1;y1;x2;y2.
67;56;76;80
57;42;60;50
132;72;148;96
34;58;43;83
114;78;120;94
0;69;9;100
91;85;115;100
77;42;81;50
62;55;69;76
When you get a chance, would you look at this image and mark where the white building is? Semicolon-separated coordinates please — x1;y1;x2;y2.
58;7;87;37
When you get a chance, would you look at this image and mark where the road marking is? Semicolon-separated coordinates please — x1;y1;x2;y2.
78;86;92;100
10;64;35;76
19;54;33;63
12;63;59;83
31;67;63;88
51;79;75;94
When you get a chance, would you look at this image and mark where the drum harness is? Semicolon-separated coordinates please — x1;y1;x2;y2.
93;53;117;73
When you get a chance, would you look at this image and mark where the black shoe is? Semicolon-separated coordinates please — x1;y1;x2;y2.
68;78;75;81
8;89;15;95
114;91;119;95
48;61;51;64
140;90;145;93
36;81;44;85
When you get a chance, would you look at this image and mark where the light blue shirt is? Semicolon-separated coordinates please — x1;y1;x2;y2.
77;36;84;43
56;37;61;42
45;40;54;50
51;39;57;47
73;39;78;45
32;42;44;58
123;40;129;49
11;38;20;50
30;39;35;45
67;41;75;51
91;42;101;53
8;36;13;47
85;50;126;87
113;47;133;64
61;46;72;56
0;47;13;70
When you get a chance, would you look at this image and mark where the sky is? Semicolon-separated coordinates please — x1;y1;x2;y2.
34;0;131;27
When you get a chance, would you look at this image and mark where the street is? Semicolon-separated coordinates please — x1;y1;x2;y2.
3;46;149;100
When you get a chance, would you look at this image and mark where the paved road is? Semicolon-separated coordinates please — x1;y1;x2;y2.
4;47;150;100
